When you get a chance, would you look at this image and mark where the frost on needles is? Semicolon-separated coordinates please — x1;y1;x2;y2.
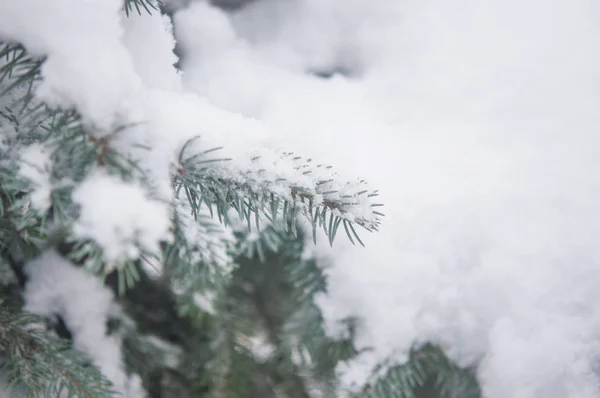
0;0;478;397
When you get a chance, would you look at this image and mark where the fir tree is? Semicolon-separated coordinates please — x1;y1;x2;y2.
0;0;480;397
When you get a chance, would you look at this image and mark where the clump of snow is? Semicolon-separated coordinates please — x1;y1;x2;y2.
235;331;275;362
121;10;182;92
0;0;144;133
193;290;217;315
18;144;52;212
141;88;379;227
72;170;172;266
24;250;146;397
173;1;272;117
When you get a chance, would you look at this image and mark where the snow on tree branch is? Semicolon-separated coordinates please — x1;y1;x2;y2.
0;0;382;273
177;137;381;243
19;250;146;397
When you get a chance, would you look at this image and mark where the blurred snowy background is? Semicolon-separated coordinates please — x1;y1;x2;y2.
172;0;600;396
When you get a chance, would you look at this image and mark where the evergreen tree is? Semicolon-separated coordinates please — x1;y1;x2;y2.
0;0;480;397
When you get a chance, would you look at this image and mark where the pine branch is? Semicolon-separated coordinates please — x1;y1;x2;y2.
124;0;162;17
0;302;116;397
200;226;360;398
175;138;382;248
360;344;480;398
0;42;43;113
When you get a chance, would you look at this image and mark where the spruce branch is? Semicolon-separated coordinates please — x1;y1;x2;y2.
124;0;162;16
0;42;43;112
175;137;382;248
201;226;361;398
0;302;116;397
359;343;480;398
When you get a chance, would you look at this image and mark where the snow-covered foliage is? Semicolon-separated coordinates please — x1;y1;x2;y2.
1;0;599;397
0;0;380;271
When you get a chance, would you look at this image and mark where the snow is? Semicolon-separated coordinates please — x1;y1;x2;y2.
0;0;144;133
175;0;600;396
121;10;182;92
24;250;145;397
3;0;600;396
238;332;276;362
18;144;52;212
72;170;173;266
193;290;217;314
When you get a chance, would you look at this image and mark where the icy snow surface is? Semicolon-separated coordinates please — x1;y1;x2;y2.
1;0;600;396
175;0;600;396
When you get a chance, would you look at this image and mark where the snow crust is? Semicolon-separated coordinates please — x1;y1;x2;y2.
3;0;600;396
